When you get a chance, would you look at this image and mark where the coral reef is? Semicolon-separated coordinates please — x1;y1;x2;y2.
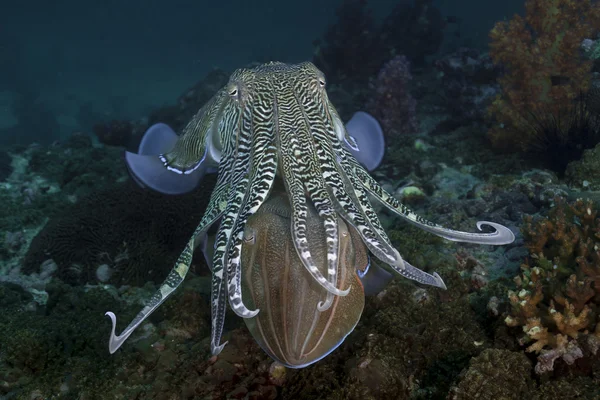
365;55;419;137
0;135;128;263
27;133;127;198
23;177;216;287
487;0;600;156
533;376;600;399
505;198;600;374
0;281;135;397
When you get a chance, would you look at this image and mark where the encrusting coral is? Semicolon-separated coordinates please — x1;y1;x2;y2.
505;198;600;374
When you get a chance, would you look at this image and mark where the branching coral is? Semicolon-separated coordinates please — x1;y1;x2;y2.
488;0;600;152
505;198;600;374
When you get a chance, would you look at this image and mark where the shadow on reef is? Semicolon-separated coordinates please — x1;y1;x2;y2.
23;176;217;286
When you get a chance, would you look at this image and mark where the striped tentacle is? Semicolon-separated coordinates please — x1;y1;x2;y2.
210;263;228;355
225;78;278;319
276;77;349;298
319;105;446;287
304;92;402;269
211;116;256;354
204;95;255;355
333;141;445;287
105;91;235;355
105;236;195;354
342;147;514;245
212;95;260;323
203;101;249;355
323;108;391;245
191;120;240;241
291;77;348;311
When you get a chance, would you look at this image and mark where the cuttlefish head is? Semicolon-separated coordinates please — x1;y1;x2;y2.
124;63;386;195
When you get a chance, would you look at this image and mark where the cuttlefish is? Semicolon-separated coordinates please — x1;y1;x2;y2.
105;62;514;368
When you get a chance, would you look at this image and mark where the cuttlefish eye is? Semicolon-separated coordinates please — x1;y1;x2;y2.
228;83;240;99
318;77;326;87
240;191;367;368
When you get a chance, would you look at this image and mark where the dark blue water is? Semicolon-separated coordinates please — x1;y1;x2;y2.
1;0;523;144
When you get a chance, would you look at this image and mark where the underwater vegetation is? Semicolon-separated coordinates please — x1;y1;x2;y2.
487;0;600;173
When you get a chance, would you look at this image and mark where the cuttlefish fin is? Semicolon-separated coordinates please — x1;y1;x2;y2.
357;256;396;296
343;111;386;172
125;123;213;194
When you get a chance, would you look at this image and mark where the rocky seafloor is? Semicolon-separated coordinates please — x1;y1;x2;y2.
1;67;600;400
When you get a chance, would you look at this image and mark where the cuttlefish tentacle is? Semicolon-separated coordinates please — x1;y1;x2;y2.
321;106;396;252
204;116;248;354
341;148;515;245
300;90;445;288
162;84;251;355
305;95;401;269
276;79;350;298
289;75;343;311
225;78;279;319
105;92;235;354
105;236;195;353
214;95;262;321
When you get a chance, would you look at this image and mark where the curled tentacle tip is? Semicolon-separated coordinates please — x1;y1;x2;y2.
432;272;447;290
476;221;516;245
317;304;330;312
317;296;334;312
104;311;122;354
320;279;350;297
231;301;260;318
211;341;228;356
240;308;260;319
334;286;351;297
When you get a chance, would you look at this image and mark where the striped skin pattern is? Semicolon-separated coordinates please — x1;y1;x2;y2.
105;62;515;358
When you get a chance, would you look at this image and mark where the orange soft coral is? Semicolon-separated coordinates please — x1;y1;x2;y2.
488;0;600;151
